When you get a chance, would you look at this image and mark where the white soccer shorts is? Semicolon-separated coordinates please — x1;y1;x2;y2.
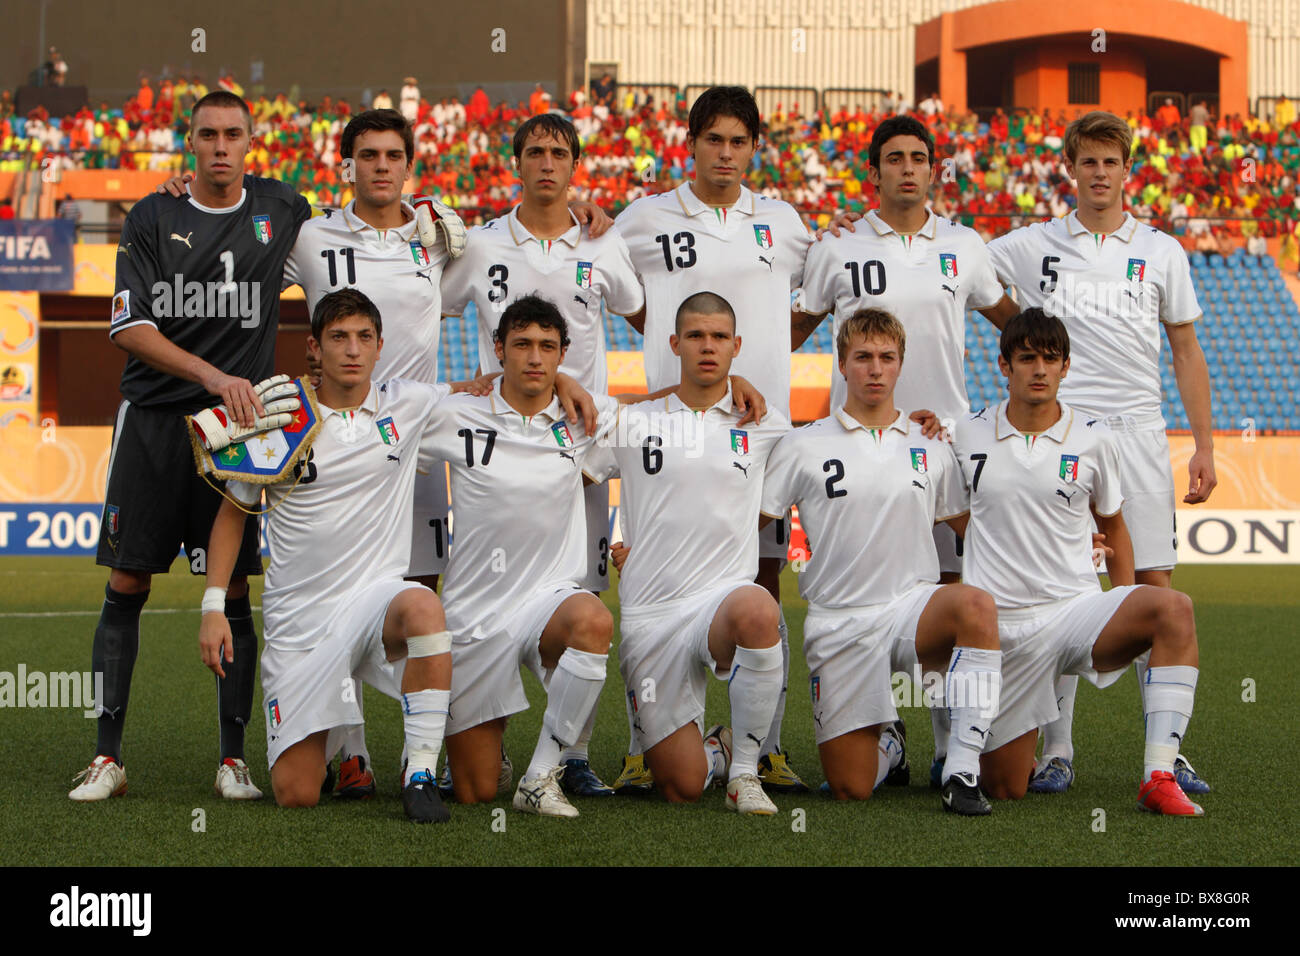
1111;424;1177;572
408;467;450;577
804;584;940;745
261;578;426;767
985;585;1141;750
934;523;963;577
445;584;582;737
580;481;611;593
759;510;791;561
618;581;764;751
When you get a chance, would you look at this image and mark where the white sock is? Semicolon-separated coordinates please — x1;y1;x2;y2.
1039;673;1078;765
874;728;903;790
526;648;607;781
1142;665;1197;780
942;647;1002;784
400;688;449;787
338;681;369;764
930;700;950;764
728;643;783;779
561;702;597;763
760;611;790;757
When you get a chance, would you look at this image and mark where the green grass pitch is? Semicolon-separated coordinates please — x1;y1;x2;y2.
0;557;1294;866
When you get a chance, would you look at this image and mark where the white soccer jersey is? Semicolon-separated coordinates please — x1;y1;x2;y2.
585;385;790;608
440;205;643;393
614;183;812;416
418;381;619;640
798;209;1004;420
761;408;966;608
953;400;1124;609
228;379;450;651
986;211;1201;426
284;201;449;383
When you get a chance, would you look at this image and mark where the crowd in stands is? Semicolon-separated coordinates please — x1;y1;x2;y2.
5;71;1300;245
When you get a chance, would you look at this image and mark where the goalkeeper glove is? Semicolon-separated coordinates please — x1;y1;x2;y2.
191;375;301;452
413;195;468;259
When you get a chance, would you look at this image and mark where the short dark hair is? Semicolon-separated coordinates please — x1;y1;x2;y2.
868;115;935;169
493;294;570;349
674;291;736;335
191;90;251;133
340;109;414;165
311;288;382;340
999;308;1070;363
512;114;581;162
688;86;760;143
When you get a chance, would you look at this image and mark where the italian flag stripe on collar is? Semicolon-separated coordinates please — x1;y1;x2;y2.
539;239;553;253
869;427;883;443
1024;434;1037;449
899;234;913;249
714;208;728;224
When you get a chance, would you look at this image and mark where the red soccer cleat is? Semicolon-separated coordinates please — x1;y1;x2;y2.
1138;770;1205;816
334;754;376;800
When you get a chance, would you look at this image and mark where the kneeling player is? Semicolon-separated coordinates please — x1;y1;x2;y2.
760;308;1002;813
586;292;791;815
200;289;463;822
954;310;1204;815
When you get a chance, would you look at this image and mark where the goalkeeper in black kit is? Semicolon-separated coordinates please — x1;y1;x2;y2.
70;91;311;802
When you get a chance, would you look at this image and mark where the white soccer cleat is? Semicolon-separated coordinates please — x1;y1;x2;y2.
513;766;579;818
214;758;264;800
69;755;127;802
725;772;778;816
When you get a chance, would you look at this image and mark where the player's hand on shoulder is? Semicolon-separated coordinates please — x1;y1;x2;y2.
157;172;193;198
910;408;948;441
610;540;629;573
817;211;861;241
199;612;234;678
730;375;766;426
456;371;499;396
555;372;599;436
570;200;614;238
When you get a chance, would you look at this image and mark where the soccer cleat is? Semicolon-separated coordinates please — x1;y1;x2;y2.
320;760;336;797
69;755;127;802
757;749;810;793
941;771;992;816
1173;754;1211;795
402;769;451;823
214;757;263;800
726;773;778;815
333;754;376;800
1138;770;1205;816
703;724;733;789
498;747;514;797
881;719;910;786
611;753;655;794
1028;756;1075;794
513;766;579;818
559;759;615;797
929;757;944;790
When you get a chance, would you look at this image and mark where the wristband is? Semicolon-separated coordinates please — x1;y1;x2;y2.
201;587;228;614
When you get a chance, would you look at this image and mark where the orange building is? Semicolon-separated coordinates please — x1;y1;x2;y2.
915;0;1249;119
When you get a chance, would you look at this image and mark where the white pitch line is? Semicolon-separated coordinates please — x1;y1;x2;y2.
0;607;261;619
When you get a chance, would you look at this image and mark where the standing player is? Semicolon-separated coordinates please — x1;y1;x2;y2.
422;296;619;819
986;111;1215;794
760;308;1003;814
439;114;644;797
71;91;311;802
199;289;459;822
954;310;1205;816
611;85;812;793
586;292;792;815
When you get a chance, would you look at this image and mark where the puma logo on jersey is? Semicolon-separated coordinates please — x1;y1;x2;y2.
971;407;989;421
386;454;400;463
758;254;774;271
912;480;925;490
732;461;750;477
574;295;588;306
169;231;193;248
1086;419;1098;427
1056;488;1076;505
941;283;959;299
559;450;576;465
415;267;435;286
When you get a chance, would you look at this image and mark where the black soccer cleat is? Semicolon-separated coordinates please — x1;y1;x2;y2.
941;771;991;816
320;760;336;798
402;769;451;824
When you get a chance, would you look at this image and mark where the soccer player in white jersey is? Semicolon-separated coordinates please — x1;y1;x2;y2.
440;114;644;797
612;86;813;794
199;289;466;822
953;309;1205;816
986;111;1216;796
760;308;1003;814
586;292;792;815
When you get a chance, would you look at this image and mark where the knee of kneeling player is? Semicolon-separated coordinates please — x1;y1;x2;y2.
734;603;780;647
273;780;322;809
569;607;614;653
1157;592;1197;642
984;777;1027;801
960;589;999;644
827;779;874;802
659;778;704;804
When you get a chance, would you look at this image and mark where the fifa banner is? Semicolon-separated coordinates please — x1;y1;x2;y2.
0;220;75;292
188;378;321;484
